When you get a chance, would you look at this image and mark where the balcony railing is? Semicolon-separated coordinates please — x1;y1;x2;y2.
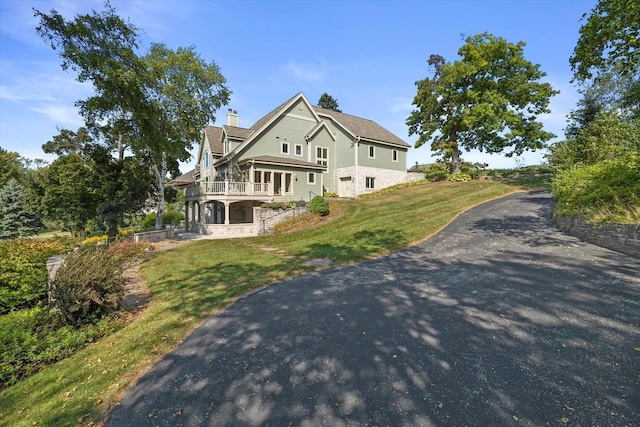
185;181;275;198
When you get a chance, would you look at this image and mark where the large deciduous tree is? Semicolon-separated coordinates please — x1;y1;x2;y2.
317;93;342;112
35;1;230;229
42;154;96;236
570;0;640;117
407;33;559;172
0;148;23;187
42;128;155;237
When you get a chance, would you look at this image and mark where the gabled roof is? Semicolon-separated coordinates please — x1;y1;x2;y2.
306;121;336;141
168;168;196;187
215;93;317;166
223;125;252;140
211;92;408;167
204;126;224;155
247;93;303;134
313;107;409;147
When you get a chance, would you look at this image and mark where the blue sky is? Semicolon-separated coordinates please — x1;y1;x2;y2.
1;0;595;172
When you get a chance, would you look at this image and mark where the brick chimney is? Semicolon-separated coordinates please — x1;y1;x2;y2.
226;108;239;127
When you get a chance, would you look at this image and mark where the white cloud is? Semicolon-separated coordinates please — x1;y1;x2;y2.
283;60;325;82
30;103;84;126
386;96;413;115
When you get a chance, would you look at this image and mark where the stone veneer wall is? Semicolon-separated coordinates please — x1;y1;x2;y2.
254;206;309;235
334;167;424;197
555;215;639;258
406;172;425;182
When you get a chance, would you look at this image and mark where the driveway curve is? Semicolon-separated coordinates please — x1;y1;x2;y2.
107;191;639;427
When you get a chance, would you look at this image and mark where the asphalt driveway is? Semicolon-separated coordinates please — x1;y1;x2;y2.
107;191;639;426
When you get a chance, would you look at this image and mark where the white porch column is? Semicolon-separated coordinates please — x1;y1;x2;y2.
224;201;230;225
249;162;255;195
184;201;189;231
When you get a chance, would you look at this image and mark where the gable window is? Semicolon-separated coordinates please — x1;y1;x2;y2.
366;177;375;189
392;149;398;162
295;144;303;156
316;146;328;169
368;145;375;159
225;139;230;154
281;141;290;155
204;151;210;167
308;172;316;184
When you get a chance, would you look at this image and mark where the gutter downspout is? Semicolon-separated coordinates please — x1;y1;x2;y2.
354;136;361;198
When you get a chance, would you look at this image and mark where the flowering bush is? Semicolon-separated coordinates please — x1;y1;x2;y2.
0;237;78;314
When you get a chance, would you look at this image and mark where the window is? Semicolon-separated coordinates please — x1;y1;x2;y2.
316;146;328;169
295;144;303;156
308;172;316;184
368;145;375;158
204;151;209;167
281;142;289;155
392;149;398;162
224;139;230;154
366;177;375;189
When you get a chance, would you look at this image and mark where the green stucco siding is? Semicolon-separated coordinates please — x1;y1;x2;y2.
359;141;407;171
240;114;314;160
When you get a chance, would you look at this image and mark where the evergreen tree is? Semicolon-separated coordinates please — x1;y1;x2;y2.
317;93;342;112
0;179;41;240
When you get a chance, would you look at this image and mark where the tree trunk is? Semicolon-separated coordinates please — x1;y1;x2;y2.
154;153;167;230
451;145;461;173
117;133;124;162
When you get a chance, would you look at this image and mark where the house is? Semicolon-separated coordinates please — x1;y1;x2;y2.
173;92;413;235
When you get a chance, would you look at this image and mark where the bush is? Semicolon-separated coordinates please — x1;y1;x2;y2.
323;191;339;198
140;210;185;230
309;196;330;216
82;234;108;245
0;237;78;314
0;305;124;389
49;245;125;326
448;172;472;182
424;163;450;181
552;153;640;222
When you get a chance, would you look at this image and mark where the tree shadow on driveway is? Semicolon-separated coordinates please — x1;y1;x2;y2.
107;192;639;426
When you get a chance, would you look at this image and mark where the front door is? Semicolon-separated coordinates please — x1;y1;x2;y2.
340;176;352;197
274;173;282;195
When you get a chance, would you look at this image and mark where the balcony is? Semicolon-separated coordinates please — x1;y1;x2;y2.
185;181;276;198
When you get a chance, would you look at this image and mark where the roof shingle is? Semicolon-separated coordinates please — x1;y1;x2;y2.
313;106;409;147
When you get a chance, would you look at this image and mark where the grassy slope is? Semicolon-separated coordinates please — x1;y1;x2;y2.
0;179;543;426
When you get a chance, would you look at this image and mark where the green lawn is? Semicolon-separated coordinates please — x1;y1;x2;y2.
0;178;544;426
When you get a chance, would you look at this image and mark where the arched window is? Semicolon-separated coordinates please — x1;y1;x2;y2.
204;151;210;168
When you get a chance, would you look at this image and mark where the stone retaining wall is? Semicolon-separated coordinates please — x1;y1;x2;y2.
133;228;175;243
204;223;256;236
254;206;309;235
555;215;639;258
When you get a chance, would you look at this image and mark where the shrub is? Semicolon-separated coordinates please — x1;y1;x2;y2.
0;304;125;389
49;245;125;326
309;196;330;216
323;191;339;198
552;153;640;222
107;240;151;263
82;234;108;245
0;237;78;314
448;172;472;182
424;163;450;181
140;210;185;230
